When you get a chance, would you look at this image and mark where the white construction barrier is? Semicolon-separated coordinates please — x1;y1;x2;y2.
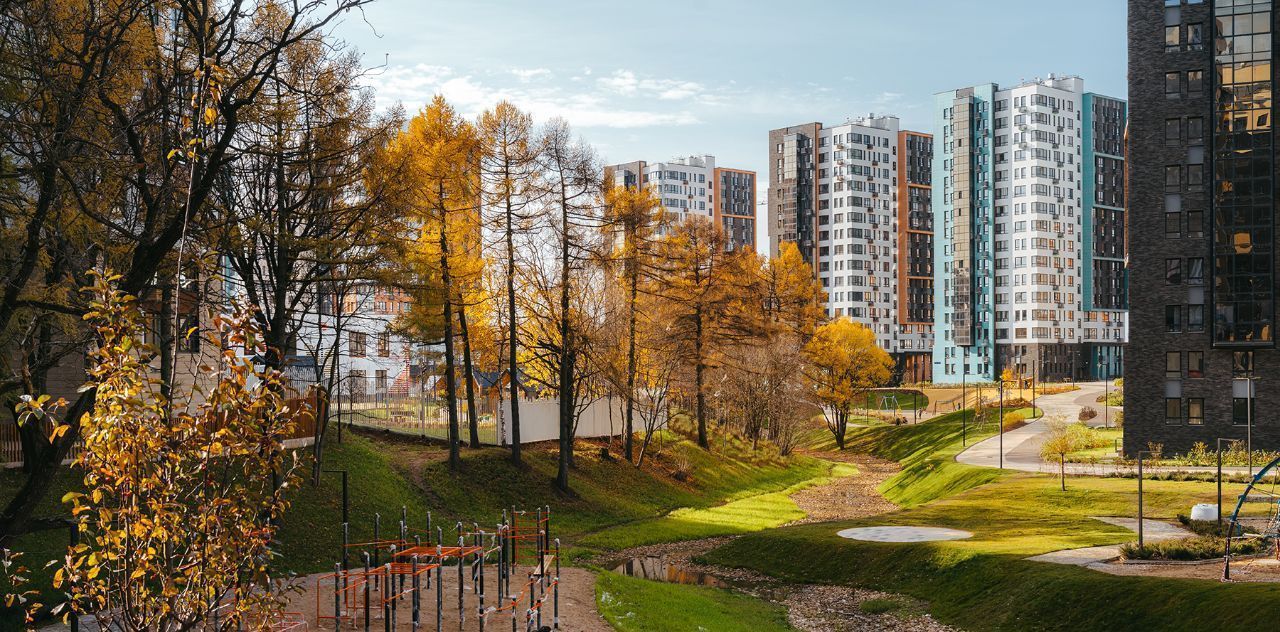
497;397;666;445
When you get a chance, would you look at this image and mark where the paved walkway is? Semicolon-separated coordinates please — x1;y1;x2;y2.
1026;516;1191;566
955;383;1257;477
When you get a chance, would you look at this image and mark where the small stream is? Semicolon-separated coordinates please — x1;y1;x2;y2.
612;555;729;588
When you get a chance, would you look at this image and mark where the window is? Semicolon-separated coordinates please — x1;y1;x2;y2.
1187;257;1205;284
1187;164;1203;186
1188;23;1204;50
1187;398;1204;425
1166;305;1182;332
349;331;367;357
1166;258;1182;284
1166;398;1183;424
1165;165;1181;187
1165;25;1181;50
1166;351;1182;378
1188;70;1203;93
378;331;390;357
1188;351;1204;378
1189;304;1205;332
375;369;388;393
1233;351;1255;376
1187;117;1204;142
1165;72;1181;96
1233;397;1255;425
1187;210;1204;237
1165;118;1181;143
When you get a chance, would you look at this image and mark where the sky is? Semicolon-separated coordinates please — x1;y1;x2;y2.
332;0;1128;235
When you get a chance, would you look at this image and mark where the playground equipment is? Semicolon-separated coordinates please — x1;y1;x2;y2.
1223;456;1280;581
316;506;561;631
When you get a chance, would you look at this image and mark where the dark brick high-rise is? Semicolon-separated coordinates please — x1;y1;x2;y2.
1127;0;1279;454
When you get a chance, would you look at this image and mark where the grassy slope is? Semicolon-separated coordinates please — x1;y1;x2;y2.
596;571;793;632
369;430;837;557
706;412;1280;632
3;428;838;629
580;462;855;550
806;409;1006;507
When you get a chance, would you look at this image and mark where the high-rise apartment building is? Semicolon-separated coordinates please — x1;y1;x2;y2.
607;155;758;251
767;116;933;382
1127;0;1279;453
932;75;1127;384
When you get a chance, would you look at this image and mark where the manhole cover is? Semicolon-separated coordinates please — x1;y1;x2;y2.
836;526;973;542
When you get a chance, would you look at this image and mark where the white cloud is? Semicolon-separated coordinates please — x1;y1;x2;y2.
364;64;700;129
510;67;552;82
598;69;639;95
597;69;707;102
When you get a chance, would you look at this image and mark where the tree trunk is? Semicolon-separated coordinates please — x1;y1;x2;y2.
458;302;480;448
1060;456;1066;491
694;305;708;449
159;283;175;403
439;191;461;470
556;184;573;493
625;245;638;464
505;196;522;465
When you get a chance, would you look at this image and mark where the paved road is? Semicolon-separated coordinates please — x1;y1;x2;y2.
955;383;1256;477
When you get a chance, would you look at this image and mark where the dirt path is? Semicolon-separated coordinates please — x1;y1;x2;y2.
597;452;960;632
789;451;900;524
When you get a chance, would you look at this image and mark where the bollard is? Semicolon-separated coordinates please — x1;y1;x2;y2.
427;511;433;545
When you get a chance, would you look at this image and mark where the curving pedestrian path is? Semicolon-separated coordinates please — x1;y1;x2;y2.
954;383;1255;477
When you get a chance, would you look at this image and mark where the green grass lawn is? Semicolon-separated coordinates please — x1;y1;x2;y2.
803;409;1007;507
704;410;1280;631
580;462;855;550
596;571;794;632
862;389;929;411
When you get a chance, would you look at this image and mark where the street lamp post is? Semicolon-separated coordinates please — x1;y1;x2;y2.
1137;449;1151;550
1102;352;1110;430
1247;375;1255;477
1215;438;1236;527
998;371;1005;470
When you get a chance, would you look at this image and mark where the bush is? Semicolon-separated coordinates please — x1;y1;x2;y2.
1079;406;1098;421
1161;441;1280;468
1001;411;1027;431
1114;377;1124;387
1112;411;1123;427
1066;422;1110;450
1120;535;1264;561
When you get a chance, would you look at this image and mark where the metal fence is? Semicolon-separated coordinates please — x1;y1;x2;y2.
334;390;503;445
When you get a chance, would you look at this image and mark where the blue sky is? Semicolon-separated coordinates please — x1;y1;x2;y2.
335;0;1127;186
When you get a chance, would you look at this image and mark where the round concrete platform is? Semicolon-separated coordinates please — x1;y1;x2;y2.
836;526;973;543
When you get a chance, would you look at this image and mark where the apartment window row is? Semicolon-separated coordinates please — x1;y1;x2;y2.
1165;70;1205;97
1165;304;1206;333
1164;257;1206;285
1165;398;1205;426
